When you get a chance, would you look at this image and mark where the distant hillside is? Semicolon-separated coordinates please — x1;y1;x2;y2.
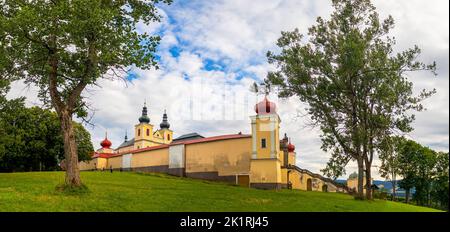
0;172;438;212
335;179;414;197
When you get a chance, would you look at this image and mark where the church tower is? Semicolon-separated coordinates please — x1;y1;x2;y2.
249;96;283;189
158;110;173;144
134;102;154;149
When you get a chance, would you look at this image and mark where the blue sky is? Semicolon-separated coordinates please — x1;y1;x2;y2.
8;0;449;179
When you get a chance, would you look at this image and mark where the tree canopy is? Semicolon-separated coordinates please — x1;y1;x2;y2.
0;0;171;187
0;84;94;172
265;0;436;199
377;135;448;210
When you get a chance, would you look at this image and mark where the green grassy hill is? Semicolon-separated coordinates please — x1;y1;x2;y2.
0;171;441;212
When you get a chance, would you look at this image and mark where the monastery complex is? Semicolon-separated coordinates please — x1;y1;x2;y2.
79;97;347;192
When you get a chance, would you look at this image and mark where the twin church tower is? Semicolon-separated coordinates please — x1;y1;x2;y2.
132;102;173;150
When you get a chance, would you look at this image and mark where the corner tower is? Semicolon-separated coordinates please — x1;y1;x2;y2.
249;96;283;189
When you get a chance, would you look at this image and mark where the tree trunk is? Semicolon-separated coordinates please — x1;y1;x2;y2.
365;168;373;200
357;158;365;199
405;188;410;204
60;110;81;187
391;179;396;201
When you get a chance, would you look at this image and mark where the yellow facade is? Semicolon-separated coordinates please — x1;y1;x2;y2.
250;159;282;184
96;157;107;170
249;112;283;188
132;148;169;168
158;128;173;144
79;159;96;170
253;116;281;159
287;152;296;166
185;137;251;176
108;156;123;169
134;123;155;149
281;169;334;192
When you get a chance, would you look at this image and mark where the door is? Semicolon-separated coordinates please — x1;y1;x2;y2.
307;178;312;191
237;175;250;187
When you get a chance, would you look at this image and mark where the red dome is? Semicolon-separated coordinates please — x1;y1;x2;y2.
255;96;277;115
287;142;295;152
100;137;112;149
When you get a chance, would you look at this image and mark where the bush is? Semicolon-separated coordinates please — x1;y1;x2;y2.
373;191;388;200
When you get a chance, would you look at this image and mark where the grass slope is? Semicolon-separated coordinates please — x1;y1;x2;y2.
0;171;441;212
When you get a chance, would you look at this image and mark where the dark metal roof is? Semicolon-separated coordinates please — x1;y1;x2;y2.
171;134;251;146
159;110;170;129
138;103;150;123
172;133;204;142
117;138;135;149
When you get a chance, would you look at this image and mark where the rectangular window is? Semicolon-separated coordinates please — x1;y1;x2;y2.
146;129;150;136
261;138;266;148
138;129;141;136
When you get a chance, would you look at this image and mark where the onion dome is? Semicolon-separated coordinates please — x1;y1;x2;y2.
100;132;112;149
138;102;150;123
254;96;277;115
160;110;170;129
287;139;295;152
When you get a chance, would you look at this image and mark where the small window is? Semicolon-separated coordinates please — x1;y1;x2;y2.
167;134;170;140
261;138;266;148
138;129;141;136
146;129;150;136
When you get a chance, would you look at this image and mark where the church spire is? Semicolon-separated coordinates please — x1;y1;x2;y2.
138;101;150;123
124;129;128;142
160;109;170;129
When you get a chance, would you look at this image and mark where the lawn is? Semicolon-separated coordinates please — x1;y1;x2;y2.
0;171;442;212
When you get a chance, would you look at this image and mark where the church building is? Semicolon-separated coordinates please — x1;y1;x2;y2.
79;97;346;192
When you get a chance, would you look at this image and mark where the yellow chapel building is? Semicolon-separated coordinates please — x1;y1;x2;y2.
79;97;347;192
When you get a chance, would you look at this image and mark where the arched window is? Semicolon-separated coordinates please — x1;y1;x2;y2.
138;129;141;136
146;128;150;136
167;134;170;140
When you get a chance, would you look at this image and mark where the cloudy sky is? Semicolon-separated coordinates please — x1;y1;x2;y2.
7;0;449;179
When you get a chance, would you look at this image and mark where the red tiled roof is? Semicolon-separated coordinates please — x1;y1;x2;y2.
130;144;169;154
92;153;116;159
170;134;251;146
91;134;252;158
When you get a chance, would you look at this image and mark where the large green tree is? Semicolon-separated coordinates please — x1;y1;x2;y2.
379;136;405;200
0;0;171;187
0;83;94;172
265;0;436;199
397;139;433;204
431;152;449;210
0;79;27;171
412;146;436;206
395;140;448;209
